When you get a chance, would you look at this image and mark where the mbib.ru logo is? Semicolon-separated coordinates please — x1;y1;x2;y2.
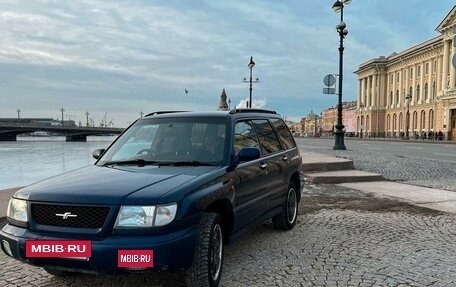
118;250;154;268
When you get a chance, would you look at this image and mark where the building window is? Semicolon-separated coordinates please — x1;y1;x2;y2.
393;114;397;131
390;91;393;105
433;60;436;73
429;110;434;129
409;87;413;100
417;66;421;77
425;63;429;75
399;113;403;130
409;67;413;79
432;82;436;99
416;85;420;101
424;83;428;101
387;114;391;131
396;72;400;82
420;110;426;130
413;111;418;130
396;90;399;104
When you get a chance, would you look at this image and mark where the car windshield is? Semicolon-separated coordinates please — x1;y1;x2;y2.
97;117;227;166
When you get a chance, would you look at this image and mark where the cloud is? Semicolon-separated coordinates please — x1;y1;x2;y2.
0;0;454;125
236;97;267;109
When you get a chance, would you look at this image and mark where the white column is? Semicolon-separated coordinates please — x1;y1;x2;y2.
398;70;402;107
442;40;450;90
427;59;432;102
412;65;416;106
392;72;396;106
357;79;362;108
436;55;441;93
450;39;456;89
386;74;390;107
419;62;425;104
372;74;377;107
367;76;372;107
361;77;366;105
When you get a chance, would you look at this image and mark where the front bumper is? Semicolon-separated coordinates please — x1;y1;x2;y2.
0;223;198;273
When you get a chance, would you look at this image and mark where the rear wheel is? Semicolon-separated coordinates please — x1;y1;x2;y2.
186;212;224;287
272;182;298;230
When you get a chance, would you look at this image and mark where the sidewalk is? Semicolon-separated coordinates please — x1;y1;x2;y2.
302;151;456;214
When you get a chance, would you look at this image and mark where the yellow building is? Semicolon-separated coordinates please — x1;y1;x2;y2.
355;6;456;140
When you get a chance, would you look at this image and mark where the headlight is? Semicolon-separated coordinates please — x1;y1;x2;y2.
7;198;28;223
115;206;155;228
114;203;177;228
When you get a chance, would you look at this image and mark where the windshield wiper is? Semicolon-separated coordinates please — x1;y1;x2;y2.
157;161;217;166
102;159;159;166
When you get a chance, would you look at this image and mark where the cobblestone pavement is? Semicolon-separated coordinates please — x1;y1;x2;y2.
296;138;456;192
2;184;456;286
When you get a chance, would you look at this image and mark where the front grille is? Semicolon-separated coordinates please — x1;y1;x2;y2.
31;204;110;228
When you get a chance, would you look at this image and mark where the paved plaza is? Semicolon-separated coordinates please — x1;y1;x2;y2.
2;184;456;286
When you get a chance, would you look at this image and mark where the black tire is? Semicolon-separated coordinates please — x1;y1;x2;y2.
186;212;224;287
272;182;298;230
44;267;77;277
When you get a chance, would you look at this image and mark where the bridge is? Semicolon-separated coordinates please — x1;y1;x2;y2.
0;124;124;141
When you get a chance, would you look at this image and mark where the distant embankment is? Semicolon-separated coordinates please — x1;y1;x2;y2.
0;124;124;142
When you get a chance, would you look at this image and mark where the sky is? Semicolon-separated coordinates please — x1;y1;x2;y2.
0;0;455;127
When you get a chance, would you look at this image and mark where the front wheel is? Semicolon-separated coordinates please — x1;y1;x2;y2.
186;212;224;287
272;182;298;230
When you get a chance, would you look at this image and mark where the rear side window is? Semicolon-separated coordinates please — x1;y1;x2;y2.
234;121;260;153
252;120;281;155
271;118;296;150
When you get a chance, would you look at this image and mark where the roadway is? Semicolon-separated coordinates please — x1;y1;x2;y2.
296;138;456;163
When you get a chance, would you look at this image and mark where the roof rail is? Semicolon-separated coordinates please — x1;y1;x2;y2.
145;111;189;117
229;108;277;115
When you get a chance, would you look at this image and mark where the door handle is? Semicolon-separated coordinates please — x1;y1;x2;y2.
259;163;268;170
282;155;288;162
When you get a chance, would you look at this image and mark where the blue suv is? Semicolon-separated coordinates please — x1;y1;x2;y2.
1;109;302;286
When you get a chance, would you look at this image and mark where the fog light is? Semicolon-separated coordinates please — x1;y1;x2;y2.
2;240;12;257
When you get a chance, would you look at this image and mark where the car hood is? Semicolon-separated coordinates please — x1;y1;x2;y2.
14;165;219;205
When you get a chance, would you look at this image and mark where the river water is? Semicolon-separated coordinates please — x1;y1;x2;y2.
0;136;117;190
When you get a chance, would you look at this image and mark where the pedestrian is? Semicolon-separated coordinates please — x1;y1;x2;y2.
438;130;443;141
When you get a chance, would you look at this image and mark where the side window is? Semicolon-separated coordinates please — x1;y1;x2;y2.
271;118;296;150
234;121;260;153
252;120;281;155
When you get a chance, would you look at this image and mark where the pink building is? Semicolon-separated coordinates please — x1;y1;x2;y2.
343;108;356;136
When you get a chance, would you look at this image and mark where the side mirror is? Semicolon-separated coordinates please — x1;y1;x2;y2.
226;147;261;172
92;149;105;160
238;147;261;162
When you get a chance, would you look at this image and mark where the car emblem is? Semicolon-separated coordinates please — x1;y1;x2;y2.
55;212;78;219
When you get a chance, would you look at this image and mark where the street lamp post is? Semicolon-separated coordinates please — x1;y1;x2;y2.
85;111;90;127
359;104;364;138
242;57;260;108
332;0;350;150
405;92;412;140
60;107;65;126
